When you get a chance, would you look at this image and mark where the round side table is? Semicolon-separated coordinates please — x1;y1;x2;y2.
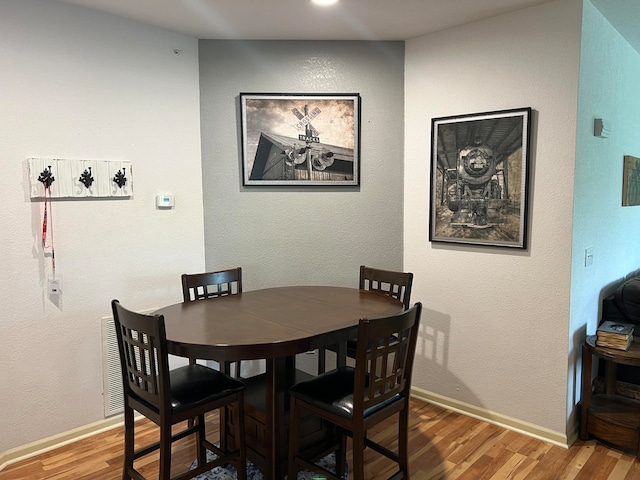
580;335;640;458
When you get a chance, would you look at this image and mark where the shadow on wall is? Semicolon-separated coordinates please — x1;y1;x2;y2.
418;308;451;375
412;308;490;421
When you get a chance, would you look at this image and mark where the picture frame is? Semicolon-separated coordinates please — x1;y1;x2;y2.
240;93;361;186
429;107;532;249
622;155;640;206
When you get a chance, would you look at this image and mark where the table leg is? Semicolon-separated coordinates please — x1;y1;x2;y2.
265;356;295;480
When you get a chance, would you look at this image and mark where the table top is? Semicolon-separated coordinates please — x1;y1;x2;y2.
155;286;404;361
586;335;640;366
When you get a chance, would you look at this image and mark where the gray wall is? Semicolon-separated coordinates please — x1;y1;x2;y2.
198;41;405;289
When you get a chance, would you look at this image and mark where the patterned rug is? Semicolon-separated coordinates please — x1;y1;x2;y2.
190;451;347;480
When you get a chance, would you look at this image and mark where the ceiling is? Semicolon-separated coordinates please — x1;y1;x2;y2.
57;0;553;41
57;0;640;51
590;0;640;54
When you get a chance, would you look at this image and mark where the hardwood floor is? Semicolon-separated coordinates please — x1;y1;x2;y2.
2;398;639;480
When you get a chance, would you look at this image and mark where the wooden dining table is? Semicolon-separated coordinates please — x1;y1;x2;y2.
154;285;403;480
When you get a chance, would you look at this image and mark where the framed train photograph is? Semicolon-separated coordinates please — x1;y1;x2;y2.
429;107;532;249
240;93;361;186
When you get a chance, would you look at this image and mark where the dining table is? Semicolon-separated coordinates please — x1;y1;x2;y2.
154;285;404;480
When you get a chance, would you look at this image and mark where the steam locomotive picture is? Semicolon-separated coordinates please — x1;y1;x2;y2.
430;108;532;248
446;143;503;228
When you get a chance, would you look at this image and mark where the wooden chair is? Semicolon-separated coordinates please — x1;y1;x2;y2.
181;267;242;302
288;302;422;480
181;267;243;378
318;265;414;373
111;300;247;480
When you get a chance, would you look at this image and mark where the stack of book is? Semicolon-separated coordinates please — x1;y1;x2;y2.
596;320;635;350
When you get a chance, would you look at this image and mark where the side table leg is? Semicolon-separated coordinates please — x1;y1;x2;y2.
580;343;592;440
605;360;617;394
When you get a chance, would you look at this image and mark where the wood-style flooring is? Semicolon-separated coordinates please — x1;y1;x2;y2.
2;398;639;480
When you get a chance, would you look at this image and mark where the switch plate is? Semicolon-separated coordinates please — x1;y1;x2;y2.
585;247;594;267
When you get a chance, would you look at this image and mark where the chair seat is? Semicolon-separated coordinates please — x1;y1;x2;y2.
130;364;246;415
289;366;399;419
170;364;246;413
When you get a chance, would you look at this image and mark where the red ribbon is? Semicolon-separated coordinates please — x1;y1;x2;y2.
42;187;55;271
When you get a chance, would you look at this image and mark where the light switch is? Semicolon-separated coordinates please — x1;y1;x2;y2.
585;247;594;267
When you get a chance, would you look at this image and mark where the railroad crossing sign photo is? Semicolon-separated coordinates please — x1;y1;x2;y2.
240;93;360;186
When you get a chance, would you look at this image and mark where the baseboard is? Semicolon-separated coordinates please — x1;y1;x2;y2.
0;415;125;471
411;386;569;448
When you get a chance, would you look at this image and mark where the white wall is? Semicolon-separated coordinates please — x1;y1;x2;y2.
0;0;205;453
569;0;640;426
405;0;582;438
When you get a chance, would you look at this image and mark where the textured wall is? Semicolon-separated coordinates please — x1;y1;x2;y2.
0;0;205;452
198;41;405;291
3;0;611;457
569;0;640;429
405;0;582;437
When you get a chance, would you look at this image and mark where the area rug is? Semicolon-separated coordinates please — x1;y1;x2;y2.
190;451;347;480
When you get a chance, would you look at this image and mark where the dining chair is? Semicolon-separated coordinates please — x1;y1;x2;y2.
317;265;414;373
111;300;247;480
181;267;243;378
288;302;422;480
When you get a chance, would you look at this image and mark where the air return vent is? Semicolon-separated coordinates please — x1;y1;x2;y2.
101;308;159;417
101;315;123;417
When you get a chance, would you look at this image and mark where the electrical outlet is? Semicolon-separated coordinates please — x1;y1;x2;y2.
48;274;62;295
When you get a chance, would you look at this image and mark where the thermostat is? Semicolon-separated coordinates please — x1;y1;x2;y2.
156;194;174;209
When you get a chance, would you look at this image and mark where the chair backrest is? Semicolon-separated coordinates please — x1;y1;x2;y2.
181;267;243;302
352;302;422;416
359;265;413;310
111;300;171;412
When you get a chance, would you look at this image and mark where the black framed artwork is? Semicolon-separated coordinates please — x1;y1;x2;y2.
240;93;361;186
429;107;532;248
623;155;640;206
